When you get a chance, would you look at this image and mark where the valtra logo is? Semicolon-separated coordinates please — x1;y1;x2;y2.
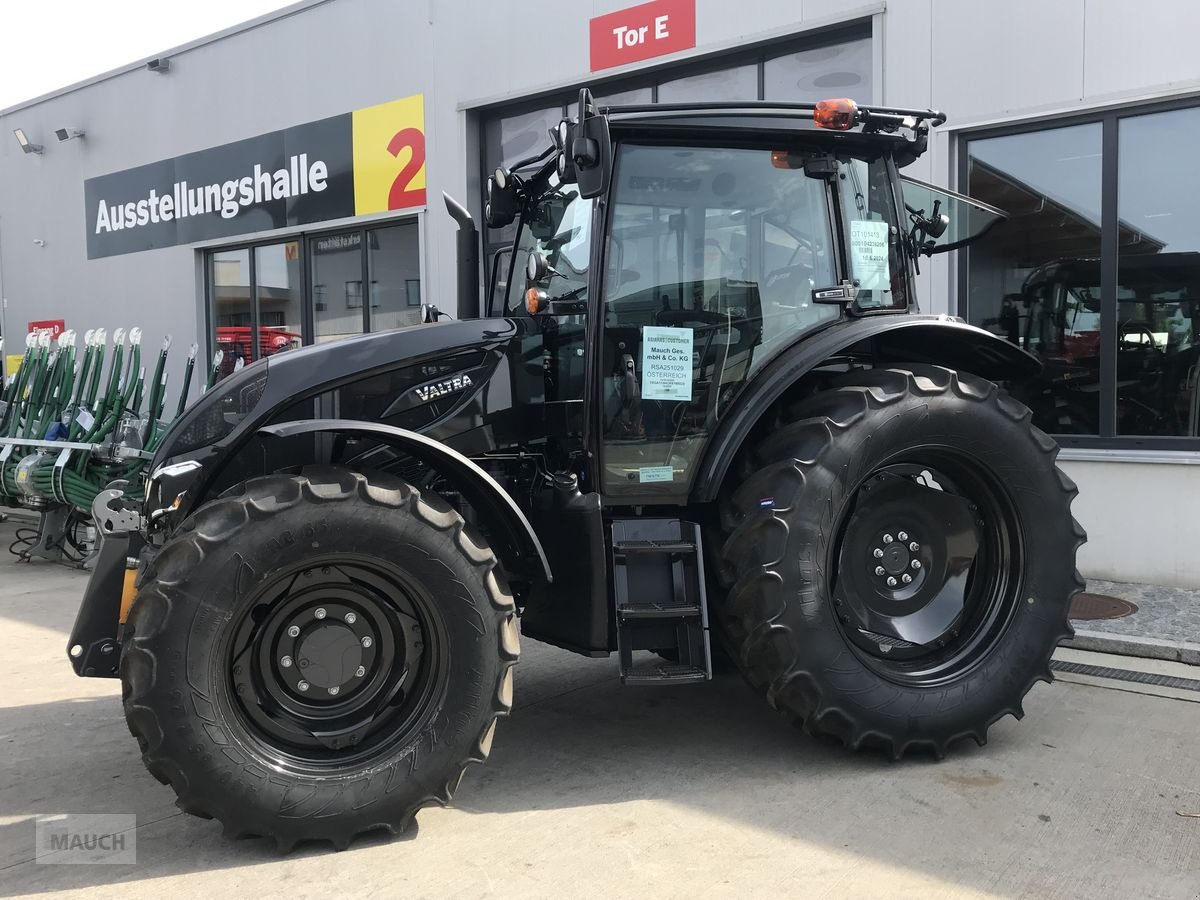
411;373;474;404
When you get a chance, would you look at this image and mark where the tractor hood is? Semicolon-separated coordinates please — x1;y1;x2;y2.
151;317;523;473
261;317;519;404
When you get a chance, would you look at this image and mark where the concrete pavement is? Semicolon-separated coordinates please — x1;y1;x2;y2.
1;527;1198;899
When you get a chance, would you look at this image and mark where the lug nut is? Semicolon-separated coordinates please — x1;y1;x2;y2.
911;560;921;570
287;625;300;638
909;542;920;552
355;665;366;677
361;636;373;648
314;607;327;620
902;574;912;584
873;548;884;559
328;686;340;696
297;680;310;692
886;576;897;587
898;531;908;542
344;612;357;625
875;566;886;576
883;533;894;544
280;656;293;668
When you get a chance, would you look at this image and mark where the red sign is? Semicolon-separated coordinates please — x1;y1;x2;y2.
28;319;66;341
590;0;696;72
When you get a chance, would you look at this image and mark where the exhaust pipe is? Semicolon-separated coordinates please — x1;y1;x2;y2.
443;192;480;320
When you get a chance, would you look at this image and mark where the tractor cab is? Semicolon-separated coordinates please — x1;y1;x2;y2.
482;91;1005;506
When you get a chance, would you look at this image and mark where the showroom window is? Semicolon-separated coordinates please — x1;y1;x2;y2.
478;25;874;308
962;102;1200;446
205;218;421;378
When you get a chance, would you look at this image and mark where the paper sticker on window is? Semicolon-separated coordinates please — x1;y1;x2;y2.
639;465;674;483
849;219;891;291
641;326;693;401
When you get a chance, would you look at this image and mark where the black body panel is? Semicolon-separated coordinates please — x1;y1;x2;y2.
152;317;539;520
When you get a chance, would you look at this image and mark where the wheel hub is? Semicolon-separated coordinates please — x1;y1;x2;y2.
229;561;431;758
878;536;912;576
836;470;982;656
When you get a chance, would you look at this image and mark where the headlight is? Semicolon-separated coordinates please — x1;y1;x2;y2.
157;361;269;460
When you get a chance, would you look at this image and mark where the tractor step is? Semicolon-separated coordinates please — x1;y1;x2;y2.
610;519;712;685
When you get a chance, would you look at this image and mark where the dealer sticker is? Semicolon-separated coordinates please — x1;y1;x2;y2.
638;465;674;483
849;219;891;291
641;326;693;401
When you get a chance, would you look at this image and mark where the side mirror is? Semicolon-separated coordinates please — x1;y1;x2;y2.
919;213;950;240
573;89;611;200
485;167;520;228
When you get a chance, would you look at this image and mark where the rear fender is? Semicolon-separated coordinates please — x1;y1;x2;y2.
690;316;1039;503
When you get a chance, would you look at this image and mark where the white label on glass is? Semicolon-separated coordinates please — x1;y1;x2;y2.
639;465;674;483
75;406;95;431
641;326;693;401
849;219;891;291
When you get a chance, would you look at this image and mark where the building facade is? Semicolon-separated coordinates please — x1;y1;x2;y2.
1;0;1198;585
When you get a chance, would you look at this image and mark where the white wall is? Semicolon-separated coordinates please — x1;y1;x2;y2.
1062;458;1200;588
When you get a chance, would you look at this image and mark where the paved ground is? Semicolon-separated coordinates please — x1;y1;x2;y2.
1;522;1199;899
1067;579;1200;665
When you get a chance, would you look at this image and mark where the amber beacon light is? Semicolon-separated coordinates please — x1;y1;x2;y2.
813;98;859;130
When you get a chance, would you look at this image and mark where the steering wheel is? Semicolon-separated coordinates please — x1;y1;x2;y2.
655;308;730;328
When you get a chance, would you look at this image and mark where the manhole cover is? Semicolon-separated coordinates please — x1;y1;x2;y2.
1069;592;1139;621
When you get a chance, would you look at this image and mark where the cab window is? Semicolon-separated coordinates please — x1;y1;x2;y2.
505;178;592;314
600;143;843;498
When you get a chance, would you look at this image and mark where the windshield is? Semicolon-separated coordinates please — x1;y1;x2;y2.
505;175;593;314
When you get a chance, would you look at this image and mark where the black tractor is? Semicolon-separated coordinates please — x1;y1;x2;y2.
69;91;1084;850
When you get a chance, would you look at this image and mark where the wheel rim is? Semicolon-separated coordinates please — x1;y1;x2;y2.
831;450;1025;686
225;555;445;768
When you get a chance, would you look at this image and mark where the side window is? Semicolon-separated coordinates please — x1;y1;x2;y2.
839;158;906;310
600;143;839;498
505;179;591;315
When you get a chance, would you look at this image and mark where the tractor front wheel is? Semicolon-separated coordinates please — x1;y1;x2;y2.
120;467;518;850
718;365;1084;758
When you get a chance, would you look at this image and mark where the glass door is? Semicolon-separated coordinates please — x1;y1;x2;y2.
368;222;422;331
311;231;367;343
255;241;305;358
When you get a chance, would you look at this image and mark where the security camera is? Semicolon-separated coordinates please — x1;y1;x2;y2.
146;57;171;73
55;127;85;142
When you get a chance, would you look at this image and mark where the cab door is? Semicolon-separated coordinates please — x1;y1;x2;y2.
596;142;854;504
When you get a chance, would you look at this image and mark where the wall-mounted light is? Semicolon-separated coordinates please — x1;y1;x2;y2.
55;127;85;142
13;128;43;155
146;57;171;73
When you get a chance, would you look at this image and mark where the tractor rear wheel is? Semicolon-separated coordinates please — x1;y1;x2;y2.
717;365;1084;758
120;466;518;850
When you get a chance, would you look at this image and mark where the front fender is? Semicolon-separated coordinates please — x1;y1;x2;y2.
260;419;552;584
690;316;1039;503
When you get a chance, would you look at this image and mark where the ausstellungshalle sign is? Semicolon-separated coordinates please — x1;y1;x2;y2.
83;94;426;259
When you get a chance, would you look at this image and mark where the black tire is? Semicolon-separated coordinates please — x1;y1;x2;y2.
717;365;1085;759
120;466;518;850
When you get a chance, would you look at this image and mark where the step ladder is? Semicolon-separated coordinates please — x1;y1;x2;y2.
610;519;712;685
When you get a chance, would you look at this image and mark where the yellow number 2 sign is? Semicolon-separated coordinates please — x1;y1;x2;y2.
352;94;426;216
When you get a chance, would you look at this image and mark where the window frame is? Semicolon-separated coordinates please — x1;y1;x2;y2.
957;95;1200;451
203;213;422;369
